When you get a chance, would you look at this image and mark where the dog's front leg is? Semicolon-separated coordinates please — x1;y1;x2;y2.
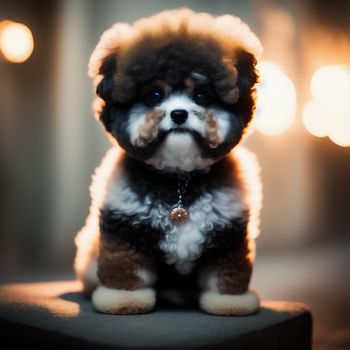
198;237;259;316
92;232;158;315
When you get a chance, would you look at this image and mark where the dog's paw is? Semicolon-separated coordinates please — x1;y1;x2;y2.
199;290;259;316
92;286;156;314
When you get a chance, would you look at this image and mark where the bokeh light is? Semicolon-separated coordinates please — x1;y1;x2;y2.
302;100;329;138
254;61;296;136
0;20;34;63
328;111;350;147
311;65;350;106
303;65;350;147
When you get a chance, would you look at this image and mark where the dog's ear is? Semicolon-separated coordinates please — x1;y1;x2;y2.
96;55;117;102
88;22;132;102
94;55;118;133
235;49;259;94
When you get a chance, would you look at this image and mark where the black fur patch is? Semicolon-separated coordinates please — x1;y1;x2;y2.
98;153;249;268
235;50;259;96
96;55;117;102
232;49;259;127
99;206;249;269
99;207;165;261
120;154;240;207
94;35;258;154
96;55;118;133
198;211;249;265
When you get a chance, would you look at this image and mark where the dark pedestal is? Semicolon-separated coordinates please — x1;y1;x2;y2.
0;280;312;349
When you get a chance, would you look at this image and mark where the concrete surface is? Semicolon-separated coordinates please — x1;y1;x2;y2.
0;280;312;349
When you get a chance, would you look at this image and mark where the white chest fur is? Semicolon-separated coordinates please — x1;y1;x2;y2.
104;172;247;274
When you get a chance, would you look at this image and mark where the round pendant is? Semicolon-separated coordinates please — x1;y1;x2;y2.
169;207;189;224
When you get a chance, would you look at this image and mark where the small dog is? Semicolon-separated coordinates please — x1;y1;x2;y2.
74;8;263;315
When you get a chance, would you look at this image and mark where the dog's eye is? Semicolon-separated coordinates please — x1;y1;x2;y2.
143;89;163;107
193;88;211;107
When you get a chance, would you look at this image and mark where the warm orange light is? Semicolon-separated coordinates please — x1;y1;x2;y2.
254;61;296;136
328;110;350;147
303;65;350;147
74;147;123;283
0;281;81;318
311;65;350;106
302;100;329;138
0;20;34;63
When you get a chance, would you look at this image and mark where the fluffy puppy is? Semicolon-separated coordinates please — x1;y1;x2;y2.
74;8;263;316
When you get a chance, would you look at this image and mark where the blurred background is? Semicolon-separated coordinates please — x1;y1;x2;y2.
0;0;349;349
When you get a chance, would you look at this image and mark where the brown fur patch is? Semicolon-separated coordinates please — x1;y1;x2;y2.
97;235;155;290
191;110;223;149
184;74;210;95
136;109;166;147
184;77;195;94
216;238;253;294
155;79;173;97
140;79;173;98
198;237;253;295
204;111;223;149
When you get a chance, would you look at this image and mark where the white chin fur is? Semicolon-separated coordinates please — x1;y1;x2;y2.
199;290;260;316
145;132;214;172
92;286;156;314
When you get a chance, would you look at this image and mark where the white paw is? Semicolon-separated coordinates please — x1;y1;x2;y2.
199;290;260;316
92;286;156;315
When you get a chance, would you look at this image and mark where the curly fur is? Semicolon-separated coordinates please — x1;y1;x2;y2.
136;109;166;147
89;8;260;136
74;8;263;315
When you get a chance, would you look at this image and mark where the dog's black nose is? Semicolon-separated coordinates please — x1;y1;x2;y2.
171;109;188;124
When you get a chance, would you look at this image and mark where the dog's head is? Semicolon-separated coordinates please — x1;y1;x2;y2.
89;9;262;172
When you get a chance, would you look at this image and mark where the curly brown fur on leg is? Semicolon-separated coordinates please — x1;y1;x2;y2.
198;238;259;316
93;235;157;314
